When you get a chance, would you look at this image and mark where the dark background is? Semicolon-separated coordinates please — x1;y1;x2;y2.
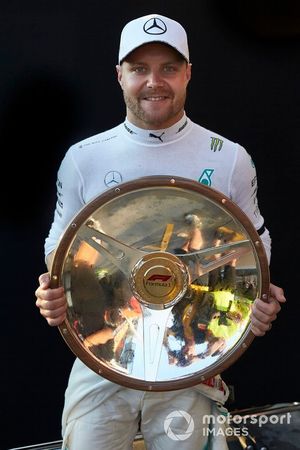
1;1;299;449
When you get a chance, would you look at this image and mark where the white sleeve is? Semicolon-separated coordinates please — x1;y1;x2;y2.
44;146;85;257
230;146;271;263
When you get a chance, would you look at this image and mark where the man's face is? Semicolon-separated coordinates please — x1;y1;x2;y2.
116;43;191;130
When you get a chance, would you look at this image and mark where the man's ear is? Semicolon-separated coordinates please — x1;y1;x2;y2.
186;63;192;84
116;64;123;88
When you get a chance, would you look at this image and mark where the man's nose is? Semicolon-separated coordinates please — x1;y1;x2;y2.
146;71;165;88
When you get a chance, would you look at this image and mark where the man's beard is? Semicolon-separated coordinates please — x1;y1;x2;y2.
123;91;186;128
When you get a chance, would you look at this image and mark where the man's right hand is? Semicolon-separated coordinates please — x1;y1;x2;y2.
35;272;67;326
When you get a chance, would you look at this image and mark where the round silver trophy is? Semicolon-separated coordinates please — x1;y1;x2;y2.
51;176;269;391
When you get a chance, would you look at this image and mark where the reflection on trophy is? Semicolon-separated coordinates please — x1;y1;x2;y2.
51;176;269;391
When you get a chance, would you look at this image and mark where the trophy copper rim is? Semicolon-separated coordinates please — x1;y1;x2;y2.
51;175;270;391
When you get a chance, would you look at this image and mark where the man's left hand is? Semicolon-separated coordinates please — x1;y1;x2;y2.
251;283;286;336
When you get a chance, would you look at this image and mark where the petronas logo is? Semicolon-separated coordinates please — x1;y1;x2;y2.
198;169;214;186
210;137;223;152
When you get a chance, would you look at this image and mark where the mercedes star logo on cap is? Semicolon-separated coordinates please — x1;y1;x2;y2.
143;18;167;35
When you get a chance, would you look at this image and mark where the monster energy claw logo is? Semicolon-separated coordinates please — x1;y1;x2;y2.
198;169;214;186
211;137;223;152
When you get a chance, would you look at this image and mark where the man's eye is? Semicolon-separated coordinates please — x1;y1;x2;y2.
133;66;146;73
163;66;177;72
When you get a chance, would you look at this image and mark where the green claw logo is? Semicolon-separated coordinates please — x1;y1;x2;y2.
210;137;223;152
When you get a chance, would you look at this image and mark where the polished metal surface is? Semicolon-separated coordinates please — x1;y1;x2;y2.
51;176;269;390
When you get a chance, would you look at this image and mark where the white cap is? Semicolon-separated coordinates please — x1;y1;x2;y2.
118;13;189;64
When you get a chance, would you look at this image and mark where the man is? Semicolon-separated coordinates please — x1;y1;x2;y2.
35;13;286;450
